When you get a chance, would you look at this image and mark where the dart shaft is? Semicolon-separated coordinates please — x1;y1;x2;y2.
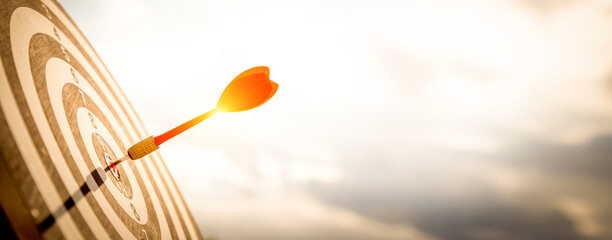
154;108;217;145
119;109;217;162
115;155;131;164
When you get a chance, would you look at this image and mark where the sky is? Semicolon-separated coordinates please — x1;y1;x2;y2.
58;0;612;239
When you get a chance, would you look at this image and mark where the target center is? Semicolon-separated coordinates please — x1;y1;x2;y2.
104;152;120;180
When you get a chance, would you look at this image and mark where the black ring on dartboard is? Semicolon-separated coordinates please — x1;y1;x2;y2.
1;1;92;238
62;83;135;200
29;32;164;238
1;1;195;239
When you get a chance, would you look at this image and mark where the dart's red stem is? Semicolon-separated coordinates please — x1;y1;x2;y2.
154;108;217;145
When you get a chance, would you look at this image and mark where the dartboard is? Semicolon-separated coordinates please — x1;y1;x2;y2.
0;0;202;239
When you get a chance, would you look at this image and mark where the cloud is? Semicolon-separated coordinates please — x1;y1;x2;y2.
303;131;612;239
58;0;612;239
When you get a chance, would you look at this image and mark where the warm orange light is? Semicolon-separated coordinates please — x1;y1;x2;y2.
154;66;278;145
217;66;278;112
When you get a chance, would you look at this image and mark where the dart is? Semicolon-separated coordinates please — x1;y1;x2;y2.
115;66;278;164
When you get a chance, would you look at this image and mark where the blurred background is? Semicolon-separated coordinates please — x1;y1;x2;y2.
58;0;612;239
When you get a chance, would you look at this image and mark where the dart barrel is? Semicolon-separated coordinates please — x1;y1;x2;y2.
127;136;159;160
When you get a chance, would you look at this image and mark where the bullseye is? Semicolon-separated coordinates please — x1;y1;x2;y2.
104;153;119;180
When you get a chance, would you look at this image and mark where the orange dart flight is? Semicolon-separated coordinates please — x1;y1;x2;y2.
120;66;278;162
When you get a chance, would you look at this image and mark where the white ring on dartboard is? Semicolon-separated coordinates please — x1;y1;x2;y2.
38;7;192;237
10;7;109;239
9;6;177;240
41;1;199;238
6;2;200;239
75;105;147;222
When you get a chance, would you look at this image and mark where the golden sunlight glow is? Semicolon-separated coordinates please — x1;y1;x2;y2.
59;0;612;239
